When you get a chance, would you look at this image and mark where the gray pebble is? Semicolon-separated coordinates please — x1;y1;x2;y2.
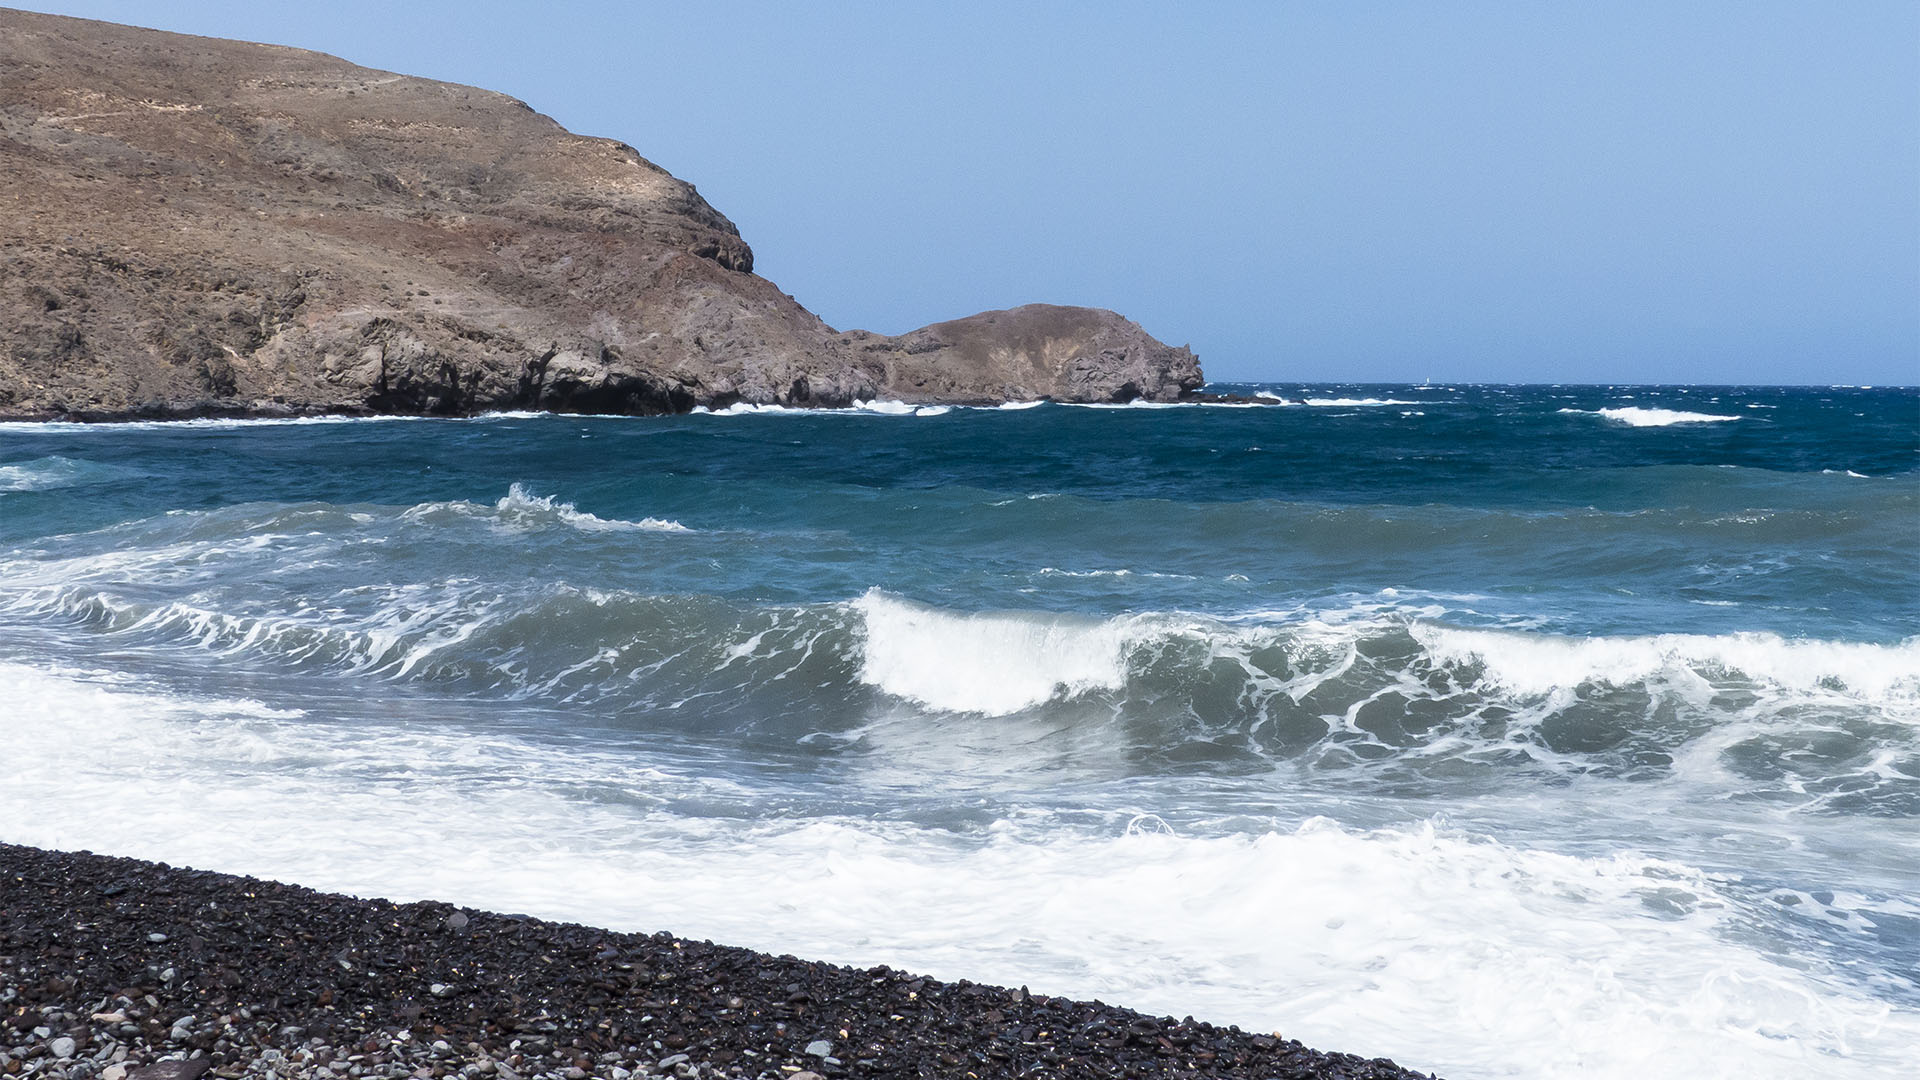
50;1035;76;1058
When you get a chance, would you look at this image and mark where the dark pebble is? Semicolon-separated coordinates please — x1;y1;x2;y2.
0;842;1439;1079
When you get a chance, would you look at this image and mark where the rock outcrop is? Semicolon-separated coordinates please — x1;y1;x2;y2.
0;8;1201;419
856;305;1201;404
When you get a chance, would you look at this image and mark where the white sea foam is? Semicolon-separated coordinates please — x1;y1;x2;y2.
1252;392;1425;406
0;414;431;432
1414;625;1920;704
690;400;952;417
400;484;689;532
471;410;552;421
0;457;66;492
1560;407;1742;427
693;397;1282;415
688;401;815;416
2;578;518;682
0;455;115;492
3;657;1916;1080
488;483;689;532
852;589;1135;714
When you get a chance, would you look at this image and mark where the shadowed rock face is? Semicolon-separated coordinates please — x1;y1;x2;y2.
0;8;1202;419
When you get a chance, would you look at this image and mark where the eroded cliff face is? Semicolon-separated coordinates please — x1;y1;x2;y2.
0;9;1201;419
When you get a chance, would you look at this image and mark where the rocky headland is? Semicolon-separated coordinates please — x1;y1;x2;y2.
0;8;1203;420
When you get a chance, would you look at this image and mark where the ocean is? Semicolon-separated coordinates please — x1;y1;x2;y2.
2;383;1915;1078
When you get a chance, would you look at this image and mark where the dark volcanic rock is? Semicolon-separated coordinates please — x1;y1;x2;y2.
0;9;1202;419
0;842;1437;1079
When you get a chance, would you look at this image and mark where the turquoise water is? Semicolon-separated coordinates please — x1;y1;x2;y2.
3;384;1916;1078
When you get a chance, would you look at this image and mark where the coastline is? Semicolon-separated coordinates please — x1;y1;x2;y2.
0;391;1282;426
3;12;1202;422
0;843;1434;1080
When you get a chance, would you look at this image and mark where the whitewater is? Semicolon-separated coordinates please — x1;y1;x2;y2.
2;383;1915;1079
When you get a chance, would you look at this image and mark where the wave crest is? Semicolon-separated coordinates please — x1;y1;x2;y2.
0;455;139;492
402;484;689;533
852;590;1135;715
1415;625;1920;701
5;533;1914;811
1561;407;1741;427
690;400;951;417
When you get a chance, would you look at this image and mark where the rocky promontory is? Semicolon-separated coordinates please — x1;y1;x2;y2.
0;8;1201;420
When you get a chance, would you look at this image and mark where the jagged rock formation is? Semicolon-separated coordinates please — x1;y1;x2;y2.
0;8;1201;419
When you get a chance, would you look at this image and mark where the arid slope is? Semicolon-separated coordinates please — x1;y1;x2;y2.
0;8;1201;419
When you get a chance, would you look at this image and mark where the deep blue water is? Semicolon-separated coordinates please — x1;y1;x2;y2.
3;383;1916;1079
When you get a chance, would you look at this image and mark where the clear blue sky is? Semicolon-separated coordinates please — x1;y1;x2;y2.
20;1;1919;384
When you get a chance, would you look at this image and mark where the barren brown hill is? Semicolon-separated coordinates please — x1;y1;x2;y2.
0;8;1201;419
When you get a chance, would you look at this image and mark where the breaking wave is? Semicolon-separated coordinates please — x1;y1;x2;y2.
423;483;691;533
1255;393;1424;406
852;590;1134;714
0;415;431;432
7;385;1918;1080
1562;406;1742;427
1414;625;1920;701
7;648;1916;1080
690;400;953;417
6;550;1914;811
0;455;140;492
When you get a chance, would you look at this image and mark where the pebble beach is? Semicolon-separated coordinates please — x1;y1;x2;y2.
1;844;1432;1080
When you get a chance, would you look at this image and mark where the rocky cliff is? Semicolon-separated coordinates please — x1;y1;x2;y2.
0;9;1202;419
